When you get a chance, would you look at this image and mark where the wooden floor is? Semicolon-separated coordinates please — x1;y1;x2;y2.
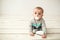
0;33;60;40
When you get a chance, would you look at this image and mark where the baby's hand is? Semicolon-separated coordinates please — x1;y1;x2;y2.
42;35;46;38
30;32;35;36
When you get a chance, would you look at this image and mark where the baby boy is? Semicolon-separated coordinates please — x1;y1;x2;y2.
30;7;46;38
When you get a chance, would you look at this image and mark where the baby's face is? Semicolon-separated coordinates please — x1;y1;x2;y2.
33;8;43;20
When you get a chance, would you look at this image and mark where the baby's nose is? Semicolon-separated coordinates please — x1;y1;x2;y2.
36;14;39;16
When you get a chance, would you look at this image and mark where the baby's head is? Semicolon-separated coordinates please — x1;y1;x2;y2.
33;7;44;20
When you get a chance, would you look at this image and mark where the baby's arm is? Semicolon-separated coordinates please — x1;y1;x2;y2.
29;21;34;36
42;19;47;38
42;19;46;34
29;21;33;32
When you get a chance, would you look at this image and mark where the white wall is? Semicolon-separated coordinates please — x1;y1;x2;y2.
0;0;60;33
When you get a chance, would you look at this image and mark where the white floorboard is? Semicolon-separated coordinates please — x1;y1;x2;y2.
0;33;60;40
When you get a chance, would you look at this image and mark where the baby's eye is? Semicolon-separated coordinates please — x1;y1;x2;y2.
35;12;37;14
38;13;41;15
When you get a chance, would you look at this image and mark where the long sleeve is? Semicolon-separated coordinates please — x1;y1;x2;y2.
42;19;46;34
29;20;33;32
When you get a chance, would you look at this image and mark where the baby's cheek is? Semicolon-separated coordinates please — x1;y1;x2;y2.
38;16;42;18
34;14;37;17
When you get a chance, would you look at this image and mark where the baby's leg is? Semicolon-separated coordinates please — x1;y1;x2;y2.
36;31;46;38
36;31;44;35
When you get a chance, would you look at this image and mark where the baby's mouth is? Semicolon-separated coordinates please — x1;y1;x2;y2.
35;17;40;20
